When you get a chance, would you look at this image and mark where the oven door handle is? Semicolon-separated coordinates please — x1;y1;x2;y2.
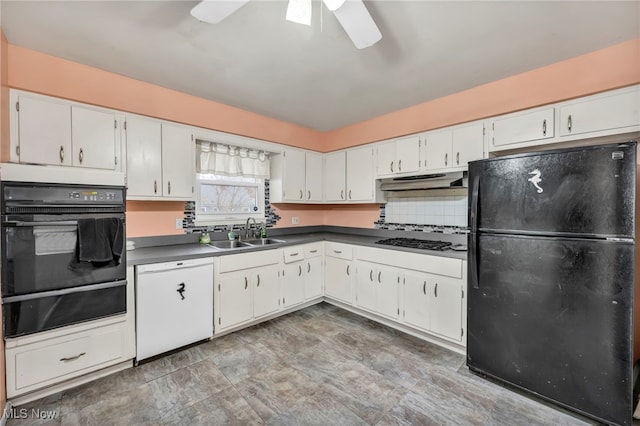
3;220;79;227
2;280;127;303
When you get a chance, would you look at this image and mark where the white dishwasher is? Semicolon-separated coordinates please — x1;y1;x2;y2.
135;257;214;361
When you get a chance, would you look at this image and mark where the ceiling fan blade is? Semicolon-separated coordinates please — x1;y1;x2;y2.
286;0;312;26
190;0;250;24
322;0;346;12
331;0;382;49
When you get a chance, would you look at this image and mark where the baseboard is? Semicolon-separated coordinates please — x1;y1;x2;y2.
0;401;12;426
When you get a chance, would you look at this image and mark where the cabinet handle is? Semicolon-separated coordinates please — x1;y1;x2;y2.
444;153;448;166
310;250;318;253
168;181;171;195
369;270;373;281
299;189;303;199
244;277;248;290
423;281;426;295
377;271;381;283
333;250;342;254
348;190;352;200
456;152;460;165
567;114;572;133
78;148;84;164
257;274;260;287
307;190;311;200
298;264;302;276
434;282;438;298
346;265;350;276
177;282;185;300
398;159;402;172
390;161;394;173
60;352;86;362
340;189;344;200
59;146;65;163
307;262;311;273
290;252;299;257
154;180;158;194
542;119;547;136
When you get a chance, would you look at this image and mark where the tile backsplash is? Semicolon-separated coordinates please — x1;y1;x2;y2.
383;195;468;227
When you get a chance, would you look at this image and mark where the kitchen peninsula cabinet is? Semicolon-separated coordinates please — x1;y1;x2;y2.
126;116;195;200
10;90;120;171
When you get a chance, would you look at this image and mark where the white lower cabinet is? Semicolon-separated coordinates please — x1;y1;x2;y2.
252;265;281;319
217;270;253;329
282;243;324;308
324;242;354;304
429;276;463;341
283;261;306;308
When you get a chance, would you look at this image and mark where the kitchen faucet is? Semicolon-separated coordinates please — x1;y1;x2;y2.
244;217;257;239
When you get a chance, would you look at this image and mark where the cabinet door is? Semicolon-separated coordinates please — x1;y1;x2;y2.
395;136;420;174
17;96;72;166
305;152;323;202
424;129;452;170
324;256;353;303
376;265;400;320
430;276;463;342
452;122;484;167
162;123;195;199
491;108;554;148
283;261;305;307
376;141;395;177
126;116;162;197
304;256;323;300
346;146;373;201
216;272;252;330
559;89;640;137
355;262;377;312
403;273;430;331
324;151;346;201
283;149;306;201
252;265;280;319
71;107;117;170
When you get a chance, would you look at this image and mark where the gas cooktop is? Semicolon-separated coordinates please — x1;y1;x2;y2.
375;238;466;252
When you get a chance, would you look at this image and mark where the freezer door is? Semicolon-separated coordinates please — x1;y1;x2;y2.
468;142;636;237
467;234;634;425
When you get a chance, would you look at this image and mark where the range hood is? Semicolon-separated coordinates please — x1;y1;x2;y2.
379;171;467;191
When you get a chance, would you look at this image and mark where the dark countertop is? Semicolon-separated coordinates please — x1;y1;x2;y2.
127;227;467;266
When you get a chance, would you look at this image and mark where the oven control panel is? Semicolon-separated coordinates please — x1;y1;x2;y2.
68;190;119;202
3;183;125;206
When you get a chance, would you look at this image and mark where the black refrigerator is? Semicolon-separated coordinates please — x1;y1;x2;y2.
467;141;637;426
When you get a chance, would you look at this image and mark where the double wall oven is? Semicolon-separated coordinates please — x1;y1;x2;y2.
1;182;127;338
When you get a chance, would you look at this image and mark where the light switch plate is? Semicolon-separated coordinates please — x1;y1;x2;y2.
175;218;183;229
292;216;299;225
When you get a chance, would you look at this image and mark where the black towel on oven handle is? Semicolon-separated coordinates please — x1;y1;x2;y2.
77;217;124;264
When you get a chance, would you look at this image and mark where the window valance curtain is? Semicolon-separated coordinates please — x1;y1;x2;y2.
196;141;270;179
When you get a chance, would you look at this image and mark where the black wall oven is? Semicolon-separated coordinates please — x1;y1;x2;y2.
1;182;127;338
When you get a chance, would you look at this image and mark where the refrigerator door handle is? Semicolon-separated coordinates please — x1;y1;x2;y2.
469;174;480;289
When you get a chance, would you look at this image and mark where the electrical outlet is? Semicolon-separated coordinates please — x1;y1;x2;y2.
292;216;299;225
175;218;183;229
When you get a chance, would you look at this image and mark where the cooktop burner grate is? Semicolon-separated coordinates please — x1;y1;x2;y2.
375;238;454;251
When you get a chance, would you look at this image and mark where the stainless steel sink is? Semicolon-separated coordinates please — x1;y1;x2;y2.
244;238;286;246
207;240;252;250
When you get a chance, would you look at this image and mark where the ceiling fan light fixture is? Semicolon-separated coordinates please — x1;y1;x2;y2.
190;0;250;24
332;0;382;49
286;0;312;26
322;0;346;12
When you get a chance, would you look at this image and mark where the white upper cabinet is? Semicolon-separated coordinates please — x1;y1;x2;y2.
71;106;117;170
11;91;120;170
423;129;452;171
161;123;195;199
558;86;640;137
324;151;346;202
491;107;555;149
376;135;420;177
423;120;485;171
345;145;375;201
126;117;194;200
125;116;163;197
270;148;323;203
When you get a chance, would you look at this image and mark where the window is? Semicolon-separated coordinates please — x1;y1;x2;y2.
195;174;265;226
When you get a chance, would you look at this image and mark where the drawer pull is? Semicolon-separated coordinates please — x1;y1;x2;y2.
290;252;300;257
333;250;342;254
309;250;318;253
60;352;86;362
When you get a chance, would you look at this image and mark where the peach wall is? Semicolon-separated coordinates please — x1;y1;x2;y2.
126;201;185;238
7;45;324;152
271;204;326;228
271;203;380;229
323;38;640;150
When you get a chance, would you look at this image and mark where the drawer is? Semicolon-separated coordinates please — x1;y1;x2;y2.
324;242;353;260
356;246;463;279
218;249;281;273
7;323;125;396
283;246;305;264
304;243;323;258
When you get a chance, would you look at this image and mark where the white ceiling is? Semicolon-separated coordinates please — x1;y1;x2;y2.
1;1;639;131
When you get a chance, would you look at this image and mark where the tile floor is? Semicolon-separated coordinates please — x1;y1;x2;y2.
10;303;597;425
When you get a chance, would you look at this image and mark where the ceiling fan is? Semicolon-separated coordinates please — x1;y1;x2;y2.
190;0;382;49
